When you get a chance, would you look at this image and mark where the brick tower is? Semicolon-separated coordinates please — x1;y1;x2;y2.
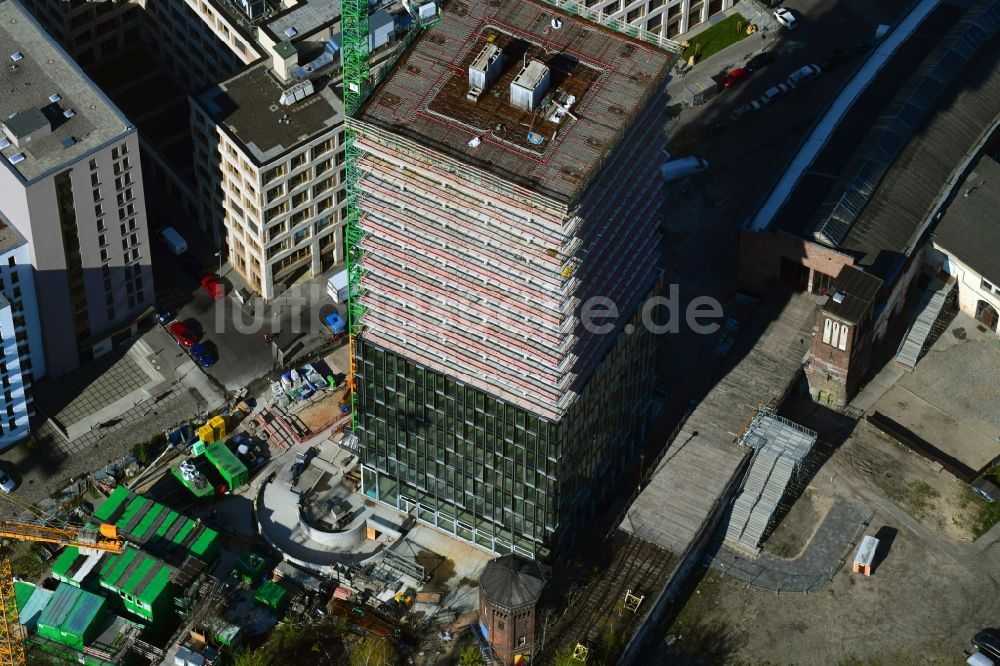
478;554;545;665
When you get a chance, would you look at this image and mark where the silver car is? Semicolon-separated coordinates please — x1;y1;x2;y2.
759;83;791;105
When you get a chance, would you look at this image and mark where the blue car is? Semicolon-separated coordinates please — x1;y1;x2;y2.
189;343;215;367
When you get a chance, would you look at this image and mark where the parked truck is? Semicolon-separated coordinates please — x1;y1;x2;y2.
660;156;709;181
327;269;349;303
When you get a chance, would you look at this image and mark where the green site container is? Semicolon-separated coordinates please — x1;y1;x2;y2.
93;487;220;566
98;547;173;623
233;552;267;585
203;441;248;490
253;581;289;613
36;583;106;650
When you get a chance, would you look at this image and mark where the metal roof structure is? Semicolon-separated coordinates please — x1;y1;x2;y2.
738;411;817;460
932;155;1000;287
14;581;52;632
36;583;107;650
93;486;220;565
764;0;1000;280
479;554;545;610
98;546;174;608
355;0;675;206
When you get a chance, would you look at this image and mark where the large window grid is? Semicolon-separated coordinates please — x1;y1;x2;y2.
357;341;558;557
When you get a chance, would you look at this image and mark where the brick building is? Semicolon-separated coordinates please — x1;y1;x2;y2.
478;554;545;665
739;1;1000;406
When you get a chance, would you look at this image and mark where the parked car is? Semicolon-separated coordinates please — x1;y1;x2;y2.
722;67;748;89
973;629;1000;660
745;52;774;73
823;48;855;70
155;306;173;326
773;7;797;29
759;83;791;105
200;274;225;300
787;64;822;88
156;227;188;255
179;253;205;278
971;478;999;503
189;343;215;367
730;100;762;120
169;321;198;348
0;471;16;493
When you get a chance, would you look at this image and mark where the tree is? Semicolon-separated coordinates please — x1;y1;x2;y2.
232;647;270;666
349;637;396;666
459;646;483;666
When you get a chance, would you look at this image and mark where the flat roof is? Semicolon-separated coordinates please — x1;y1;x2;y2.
265;0;340;42
0;0;131;183
622;291;815;555
933;155;1000;288
198;61;344;164
0;211;26;255
355;0;674;204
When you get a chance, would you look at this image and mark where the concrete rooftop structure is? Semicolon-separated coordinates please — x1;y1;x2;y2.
355;0;675;206
198;61;345;164
0;0;131;182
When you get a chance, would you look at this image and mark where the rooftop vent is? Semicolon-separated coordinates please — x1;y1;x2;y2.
831;291;846;304
284;27;298;39
279;80;315;106
48;93;61;103
467;43;504;102
63;109;75;119
551;18;563;29
510;60;550;112
9;52;22;62
60;136;76;149
8;153;25;165
0;138;9;150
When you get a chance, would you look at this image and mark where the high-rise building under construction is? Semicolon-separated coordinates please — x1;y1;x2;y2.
349;0;678;560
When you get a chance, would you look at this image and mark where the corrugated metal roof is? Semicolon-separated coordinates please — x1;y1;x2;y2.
810;1;1000;250
94;487;220;565
37;583;106;646
479;554;545;609
932;155;1000;287
16;584;52;632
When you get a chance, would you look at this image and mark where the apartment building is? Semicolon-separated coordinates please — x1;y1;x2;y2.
0;0;154;376
545;0;735;39
349;0;679;559
0;218;44;449
190;0;411;299
192;64;347;300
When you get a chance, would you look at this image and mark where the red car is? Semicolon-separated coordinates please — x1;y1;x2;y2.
200;274;225;300
723;67;748;89
169;322;198;348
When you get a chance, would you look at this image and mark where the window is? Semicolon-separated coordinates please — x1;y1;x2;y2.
91;172;99;187
94;204;103;217
983;278;997;292
518;636;526;646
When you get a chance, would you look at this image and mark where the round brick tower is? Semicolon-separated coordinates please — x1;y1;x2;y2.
478;554;545;665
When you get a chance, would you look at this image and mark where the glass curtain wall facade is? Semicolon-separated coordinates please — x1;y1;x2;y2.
356;339;558;559
355;287;660;560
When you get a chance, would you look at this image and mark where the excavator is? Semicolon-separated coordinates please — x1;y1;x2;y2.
0;492;125;666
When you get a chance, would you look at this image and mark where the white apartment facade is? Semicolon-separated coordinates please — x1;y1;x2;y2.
0;220;45;449
559;0;735;38
0;0;155;376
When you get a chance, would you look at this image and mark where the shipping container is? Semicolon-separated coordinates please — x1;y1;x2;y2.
36;583;106;650
204;441;249;491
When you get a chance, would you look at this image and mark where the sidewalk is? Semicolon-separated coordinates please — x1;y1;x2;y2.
667;1;778;99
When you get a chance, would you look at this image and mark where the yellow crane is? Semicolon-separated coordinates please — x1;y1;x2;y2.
0;494;125;666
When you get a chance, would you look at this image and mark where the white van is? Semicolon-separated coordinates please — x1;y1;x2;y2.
787;64;822;88
660;156;709;181
156;227;188;255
